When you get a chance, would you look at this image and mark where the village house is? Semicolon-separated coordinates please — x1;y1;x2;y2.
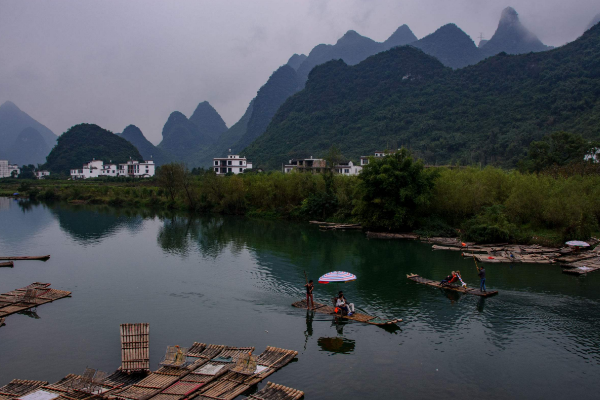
70;159;155;179
213;154;252;175
360;150;400;166
0;160;20;178
283;157;326;173
333;161;362;176
34;170;50;179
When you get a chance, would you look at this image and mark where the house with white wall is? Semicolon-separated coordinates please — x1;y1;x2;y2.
360;150;400;166
35;170;50;179
333;161;362;176
118;160;155;178
213;155;252;175
71;159;154;179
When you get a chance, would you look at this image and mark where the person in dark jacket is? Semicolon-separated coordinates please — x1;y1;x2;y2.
440;271;456;286
478;267;486;292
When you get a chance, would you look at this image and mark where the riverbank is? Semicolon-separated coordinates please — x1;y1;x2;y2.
2;164;599;247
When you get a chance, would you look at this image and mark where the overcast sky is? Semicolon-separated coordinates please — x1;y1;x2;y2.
0;0;598;145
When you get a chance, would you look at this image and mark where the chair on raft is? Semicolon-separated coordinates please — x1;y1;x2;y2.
160;346;189;368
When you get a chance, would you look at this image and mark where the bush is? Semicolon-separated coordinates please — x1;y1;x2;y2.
461;205;517;243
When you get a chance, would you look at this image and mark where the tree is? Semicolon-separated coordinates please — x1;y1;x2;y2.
354;148;438;230
156;163;184;203
524;131;598;172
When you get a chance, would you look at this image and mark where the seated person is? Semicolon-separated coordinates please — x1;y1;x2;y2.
335;291;355;316
440;271;456;285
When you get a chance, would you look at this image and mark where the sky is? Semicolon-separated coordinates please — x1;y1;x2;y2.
0;0;598;145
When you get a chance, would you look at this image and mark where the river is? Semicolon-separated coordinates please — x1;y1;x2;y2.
0;197;599;399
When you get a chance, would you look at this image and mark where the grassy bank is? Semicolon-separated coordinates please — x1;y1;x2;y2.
2;164;599;246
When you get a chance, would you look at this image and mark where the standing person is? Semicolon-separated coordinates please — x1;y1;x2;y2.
305;279;315;309
478;266;486;292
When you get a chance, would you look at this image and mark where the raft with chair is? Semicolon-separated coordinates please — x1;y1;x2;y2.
292;299;402;326
407;274;498;297
0;255;50;261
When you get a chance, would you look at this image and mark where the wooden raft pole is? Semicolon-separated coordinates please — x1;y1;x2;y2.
0;261;14;268
291;299;401;326
407;274;498;297
0;255;50;261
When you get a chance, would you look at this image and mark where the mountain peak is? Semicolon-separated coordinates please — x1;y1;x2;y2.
0;100;19;112
587;13;600;31
287;53;307;70
337;30;368;45
384;24;417;49
500;7;519;26
189;101;227;140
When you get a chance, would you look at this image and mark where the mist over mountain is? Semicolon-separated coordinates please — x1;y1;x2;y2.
119;124;171;165
243;23;600;170
587;13;600;31
412;24;480;68
6;127;51;166
188;101;228;141
480;7;550;57
0;101;56;165
286;54;308;70
234;65;301;151
46;124;143;174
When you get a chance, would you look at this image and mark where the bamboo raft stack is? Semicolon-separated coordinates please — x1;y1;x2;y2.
243;382;304;400
407;274;499;297
120;323;150;373
561;252;600;275
366;232;419;240
0;282;71;320
292;299;402;325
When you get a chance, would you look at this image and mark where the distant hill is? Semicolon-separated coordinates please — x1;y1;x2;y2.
45;123;143;175
242;23;600;170
587;13;600;31
480;7;550;57
0;101;56;165
233;65;301;151
412;24;480;69
6;127;51;166
383;24;418;49
119;124;171;165
286;54;308;70
188;101;228;141
157;111;214;163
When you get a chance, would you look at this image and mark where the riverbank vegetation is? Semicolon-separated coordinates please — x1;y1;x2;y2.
2;149;599;246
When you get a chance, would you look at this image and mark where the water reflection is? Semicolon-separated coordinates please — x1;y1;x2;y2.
318;337;356;354
17;309;40;319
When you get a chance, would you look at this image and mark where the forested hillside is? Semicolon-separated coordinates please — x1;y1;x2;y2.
46;124;143;174
243;23;600;170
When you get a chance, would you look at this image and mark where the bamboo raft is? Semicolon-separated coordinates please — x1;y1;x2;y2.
562;256;600;275
0;261;14;268
366;232;419;240
243;382;304;400
292;299;402;325
120;323;150;372
407;274;498;297
0;317;5;327
0;255;50;261
0;282;71;319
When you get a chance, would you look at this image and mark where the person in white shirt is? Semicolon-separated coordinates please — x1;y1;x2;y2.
336;291;355;315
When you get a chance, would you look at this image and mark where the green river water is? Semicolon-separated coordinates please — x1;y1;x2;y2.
0;197;599;399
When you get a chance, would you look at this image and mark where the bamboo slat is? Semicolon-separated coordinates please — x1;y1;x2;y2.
246;382;304;400
0;380;49;396
120;323;150;372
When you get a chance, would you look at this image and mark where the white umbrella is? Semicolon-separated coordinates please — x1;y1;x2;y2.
565;240;590;247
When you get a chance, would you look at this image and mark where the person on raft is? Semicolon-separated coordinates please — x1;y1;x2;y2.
336;291;355;316
440;271;458;286
304;279;315;309
478;266;486;292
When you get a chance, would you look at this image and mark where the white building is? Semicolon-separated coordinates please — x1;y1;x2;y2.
584;148;600;163
213;155;252;175
0;160;8;178
118;160;155;178
8;164;20;177
0;160;21;178
360;150;399;166
71;159;155;179
333;161;362;176
35;170;50;179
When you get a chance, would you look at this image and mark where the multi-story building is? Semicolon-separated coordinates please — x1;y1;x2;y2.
71;159;155;179
0;160;21;178
360;150;399;166
213;155;252;175
283;157;326;173
35;170;50;179
333;161;362;176
8;164;20;177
